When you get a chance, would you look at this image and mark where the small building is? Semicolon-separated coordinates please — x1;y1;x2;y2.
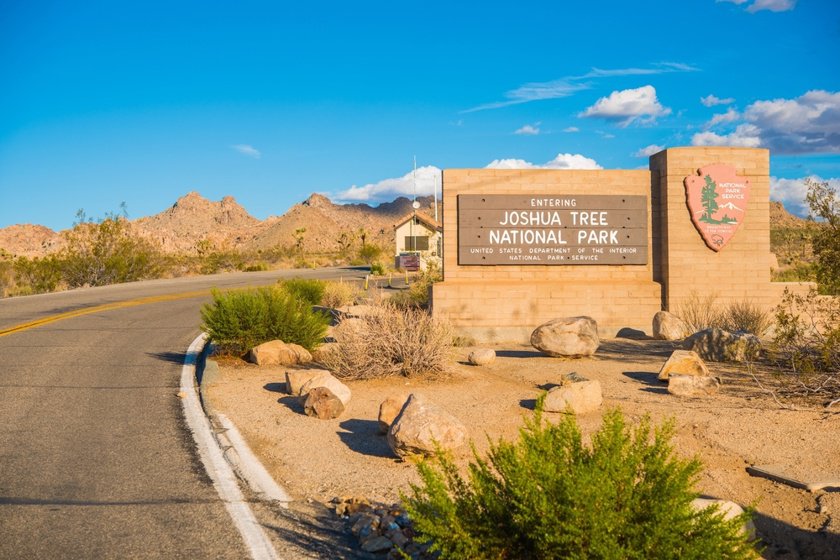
393;212;442;270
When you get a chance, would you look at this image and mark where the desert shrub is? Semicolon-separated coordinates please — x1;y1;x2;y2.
721;300;773;336
242;263;268;272
677;291;726;333
200;251;246;274
390;261;442;309
321;280;362;309
403;406;755;560
60;216;163;288
278;278;325;306
200;286;330;355
12;255;63;295
771;262;816;283
322;302;451;379
370;261;387;276
358;243;383;264
805;178;840;295
771;288;839;381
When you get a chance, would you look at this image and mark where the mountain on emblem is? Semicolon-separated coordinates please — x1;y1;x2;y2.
684;164;750;252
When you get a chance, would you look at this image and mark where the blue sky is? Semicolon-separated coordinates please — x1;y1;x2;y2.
1;0;838;230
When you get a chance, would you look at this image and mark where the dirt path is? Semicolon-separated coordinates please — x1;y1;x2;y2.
206;339;840;559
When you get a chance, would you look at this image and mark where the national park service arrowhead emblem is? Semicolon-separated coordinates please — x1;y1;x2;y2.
684;163;750;252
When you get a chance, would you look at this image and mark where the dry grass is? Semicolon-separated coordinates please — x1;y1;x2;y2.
322;302;452;380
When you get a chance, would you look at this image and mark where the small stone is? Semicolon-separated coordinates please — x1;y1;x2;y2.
468;348;496;366
657;350;710;380
652;311;689;341
378;395;408;434
531;316;599;357
668;374;721;397
303;386;345;419
361;535;393;553
543;380;603;414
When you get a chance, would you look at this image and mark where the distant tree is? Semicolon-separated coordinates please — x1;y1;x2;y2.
806;178;840;294
293;227;307;257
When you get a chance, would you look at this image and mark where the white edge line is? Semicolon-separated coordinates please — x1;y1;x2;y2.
216;413;292;504
180;333;280;560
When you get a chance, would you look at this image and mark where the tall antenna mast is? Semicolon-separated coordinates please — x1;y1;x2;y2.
412;155;417;204
433;170;439;222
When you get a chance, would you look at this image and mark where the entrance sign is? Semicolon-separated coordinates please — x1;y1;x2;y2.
458;194;647;265
684;163;751;252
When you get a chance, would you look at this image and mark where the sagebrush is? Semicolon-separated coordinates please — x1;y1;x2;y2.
321;280;362;309
403;406;755;560
677;292;771;336
200;287;329;355
278;278;326;306
322;302;451;379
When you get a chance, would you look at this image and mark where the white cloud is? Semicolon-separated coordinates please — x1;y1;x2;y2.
485;153;601;170
231;144;261;159
770;176;839;217
563;126;580;133
748;0;796;12
705;108;741;128
634;144;664;157
335;166;441;202
515;124;541;136
463;63;696;112
580;85;671;126
717;0;749;4
701;94;735;107
691;123;762;147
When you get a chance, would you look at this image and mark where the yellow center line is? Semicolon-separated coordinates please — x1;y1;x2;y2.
0;289;213;337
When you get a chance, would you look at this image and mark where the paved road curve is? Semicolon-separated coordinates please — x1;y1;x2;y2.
0;268;365;559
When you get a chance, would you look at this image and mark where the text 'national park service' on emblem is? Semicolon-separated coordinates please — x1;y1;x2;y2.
684;163;751;252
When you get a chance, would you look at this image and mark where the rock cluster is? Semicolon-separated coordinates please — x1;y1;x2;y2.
543;373;603;414
657;350;721;397
657;350;709;380
683;328;761;362
284;368;352;419
531;316;600;357
332;497;434;559
387;394;468;458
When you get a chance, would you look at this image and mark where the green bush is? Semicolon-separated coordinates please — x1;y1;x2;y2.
403;406;755;560
358;243;383;264
13;255;62;295
200;286;329;355
321;280;362;309
805;178;840;294
369;261;386;276
278;278;326;306
390;261;442;309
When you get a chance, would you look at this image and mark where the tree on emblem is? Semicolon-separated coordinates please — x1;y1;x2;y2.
700;175;720;224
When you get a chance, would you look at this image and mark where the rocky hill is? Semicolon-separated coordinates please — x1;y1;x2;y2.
0;192;442;258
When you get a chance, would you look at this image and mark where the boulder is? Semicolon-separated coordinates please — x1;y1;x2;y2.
531;316;599;357
303;386;345;419
692;498;755;538
378;395;408;434
657;350;710;380
652;311;690;341
286;343;313;364
668;374;721;397
468;348;496;366
299;371;352;406
285;368;329;396
247;340;298;366
683;328;761;362
543;378;603;414
387;394;468;458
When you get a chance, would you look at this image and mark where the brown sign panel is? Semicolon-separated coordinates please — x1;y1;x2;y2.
458;194;648;265
684;164;750;252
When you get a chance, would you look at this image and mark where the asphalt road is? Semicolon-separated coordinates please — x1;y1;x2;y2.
0;268;366;559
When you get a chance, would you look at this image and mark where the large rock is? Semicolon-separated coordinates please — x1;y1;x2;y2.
683;328;761;362
378;395;408;434
311;342;339;364
652;311;689;341
668;374;721;397
387;394;468;458
247;340;298;366
303;386;345;419
286;343;313;364
468;348;496;366
299;371;352;406
285;368;329;396
531;316;599;357
543;379;603;414
657;350;710;380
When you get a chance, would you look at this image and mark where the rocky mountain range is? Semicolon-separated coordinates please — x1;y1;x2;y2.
0;192;442;258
